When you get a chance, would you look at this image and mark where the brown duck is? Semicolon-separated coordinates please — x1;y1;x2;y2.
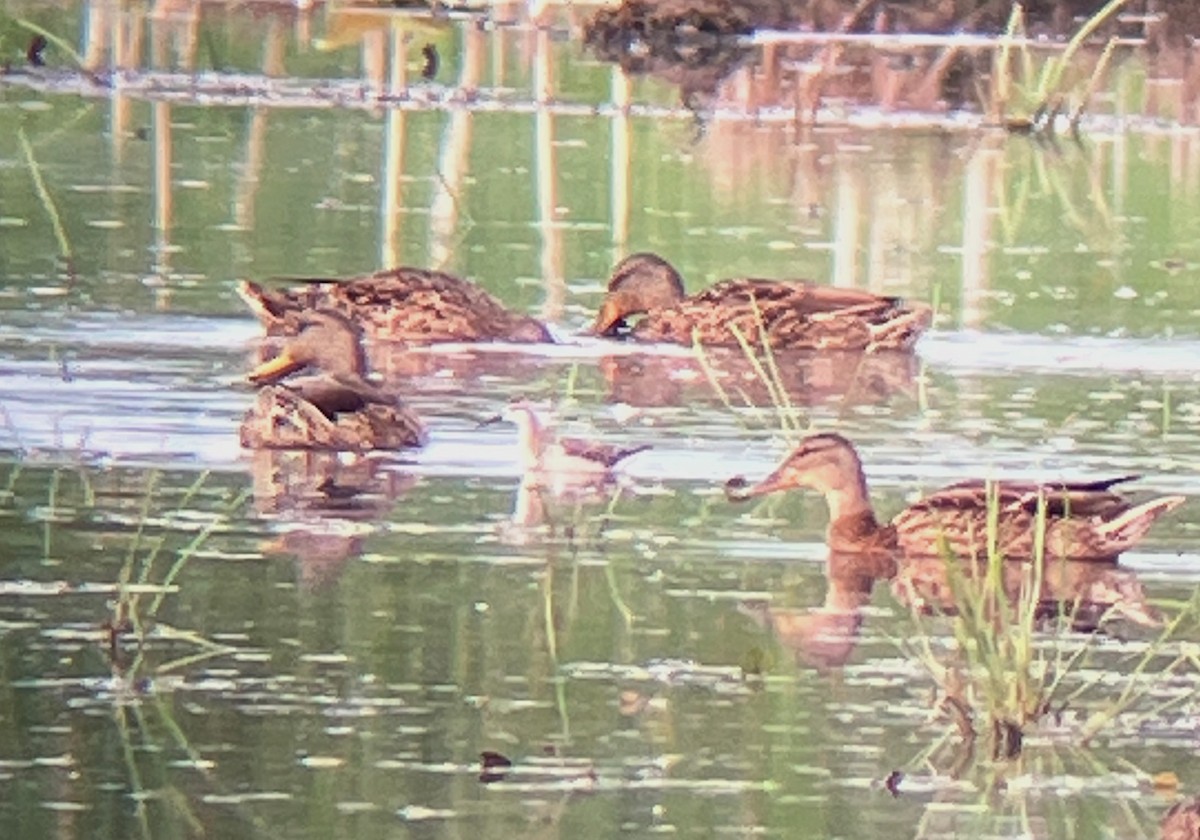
241;310;426;450
588;253;931;352
1162;797;1200;840
725;433;1185;562
238;267;553;343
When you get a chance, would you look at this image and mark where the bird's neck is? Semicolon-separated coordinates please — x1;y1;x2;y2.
822;467;890;552
823;467;875;524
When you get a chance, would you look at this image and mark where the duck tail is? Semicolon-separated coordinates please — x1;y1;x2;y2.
869;302;933;352
1100;495;1186;549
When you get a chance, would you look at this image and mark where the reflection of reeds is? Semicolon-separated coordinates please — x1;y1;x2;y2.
111;470;251;667
899;489;1197;763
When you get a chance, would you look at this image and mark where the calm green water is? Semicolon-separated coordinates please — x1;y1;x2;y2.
2;3;1200;839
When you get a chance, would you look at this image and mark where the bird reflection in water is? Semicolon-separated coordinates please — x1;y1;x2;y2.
249;448;415;590
481;401;650;544
599;348;919;410
741;549;1164;674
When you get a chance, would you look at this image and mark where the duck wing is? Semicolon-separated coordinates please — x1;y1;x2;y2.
894;475;1182;561
239;269;552;343
633;279;930;352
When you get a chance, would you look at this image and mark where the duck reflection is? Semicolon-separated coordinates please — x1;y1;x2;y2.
740;551;896;670
601;347;918;408
249;449;415;589
741;549;1163;673
892;555;1164;631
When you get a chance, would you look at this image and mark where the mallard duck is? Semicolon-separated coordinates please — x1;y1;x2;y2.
724;432;1185;561
481;401;650;488
238;267;553;343
1162;797;1200;840
588;253;931;352
240;310;426;451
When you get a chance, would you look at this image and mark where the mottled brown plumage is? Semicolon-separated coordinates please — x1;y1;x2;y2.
238;267;553;343
725;433;1184;561
1162;797;1200;840
240;310;426;451
589;253;931;352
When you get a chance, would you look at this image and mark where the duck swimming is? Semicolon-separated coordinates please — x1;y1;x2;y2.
588;253;931;353
725;432;1184;562
240;310;426;451
238;267;553;343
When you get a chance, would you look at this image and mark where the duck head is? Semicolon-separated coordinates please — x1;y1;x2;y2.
248;310;368;385
588;253;687;337
725;433;864;501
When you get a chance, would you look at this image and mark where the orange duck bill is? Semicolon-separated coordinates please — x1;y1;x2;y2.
248;349;306;385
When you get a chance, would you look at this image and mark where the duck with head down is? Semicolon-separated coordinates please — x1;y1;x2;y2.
238;266;554;344
241;310;426;451
588;253;932;353
725;432;1185;562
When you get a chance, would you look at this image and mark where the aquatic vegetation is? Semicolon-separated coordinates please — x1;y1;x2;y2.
898;538;1200;761
16;127;72;267
990;0;1130;134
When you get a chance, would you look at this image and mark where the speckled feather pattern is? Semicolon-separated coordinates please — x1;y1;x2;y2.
241;269;552;343
1161;797;1200;840
241;387;425;451
628;278;930;352
889;478;1182;561
735;433;1184;561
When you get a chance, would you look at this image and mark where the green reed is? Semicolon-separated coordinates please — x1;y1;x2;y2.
17;127;73;262
901;486;1193;762
989;0;1130;133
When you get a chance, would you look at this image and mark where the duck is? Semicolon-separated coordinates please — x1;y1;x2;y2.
240;309;426;451
724;432;1185;561
587;253;931;353
481;401;650;490
237;267;554;343
1162;797;1200;840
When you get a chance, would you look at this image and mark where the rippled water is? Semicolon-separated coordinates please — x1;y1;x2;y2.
3;2;1200;838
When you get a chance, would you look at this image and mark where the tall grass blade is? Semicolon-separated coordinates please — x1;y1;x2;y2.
17;127;73;262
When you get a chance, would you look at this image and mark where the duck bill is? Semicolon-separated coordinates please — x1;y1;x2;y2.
248;349;303;384
724;466;794;502
587;300;623;337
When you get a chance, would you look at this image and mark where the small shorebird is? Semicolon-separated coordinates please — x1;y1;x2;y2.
238;267;553;343
587;252;931;353
481;402;649;491
240;310;425;450
725;432;1184;561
